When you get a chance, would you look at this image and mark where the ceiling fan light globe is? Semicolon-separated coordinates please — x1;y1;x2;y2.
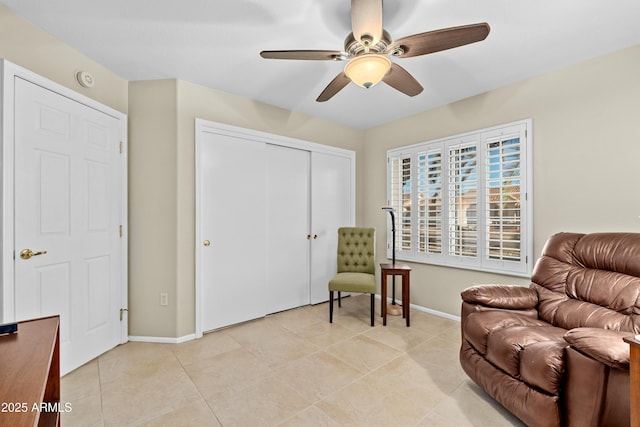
344;54;391;89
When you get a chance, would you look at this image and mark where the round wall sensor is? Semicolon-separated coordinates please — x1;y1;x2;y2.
76;71;95;88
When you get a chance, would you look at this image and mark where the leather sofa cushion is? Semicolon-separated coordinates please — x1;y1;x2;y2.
552;297;636;331
464;310;550;355
534;272;640;332
532;233;640;333
465;311;568;396
460;339;563;427
532;256;572;294
567;268;640;314
486;326;566;379
520;339;567;395
573;232;640;277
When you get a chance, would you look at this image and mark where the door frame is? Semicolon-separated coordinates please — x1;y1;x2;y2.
194;118;355;338
0;60;129;343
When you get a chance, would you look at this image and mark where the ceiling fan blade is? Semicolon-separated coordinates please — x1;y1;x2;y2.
382;63;424;97
316;72;351;102
391;23;490;58
351;0;383;44
260;50;345;61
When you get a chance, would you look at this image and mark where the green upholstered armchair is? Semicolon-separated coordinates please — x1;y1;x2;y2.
328;227;376;326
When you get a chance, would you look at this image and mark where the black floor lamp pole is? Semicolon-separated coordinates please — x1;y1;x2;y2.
382;207;397;305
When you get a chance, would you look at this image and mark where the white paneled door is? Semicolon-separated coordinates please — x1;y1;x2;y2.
12;76;125;374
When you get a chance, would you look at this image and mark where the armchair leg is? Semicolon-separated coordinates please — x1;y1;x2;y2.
329;291;334;323
338;291;341;307
370;293;375;326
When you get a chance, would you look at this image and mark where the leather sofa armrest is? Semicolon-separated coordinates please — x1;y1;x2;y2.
564;327;633;370
461;284;538;310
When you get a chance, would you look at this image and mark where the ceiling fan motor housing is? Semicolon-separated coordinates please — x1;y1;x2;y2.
344;30;391;57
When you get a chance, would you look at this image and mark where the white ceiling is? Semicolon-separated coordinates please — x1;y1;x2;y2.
3;0;640;129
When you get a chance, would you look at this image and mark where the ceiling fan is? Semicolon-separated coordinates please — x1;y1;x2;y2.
260;0;490;102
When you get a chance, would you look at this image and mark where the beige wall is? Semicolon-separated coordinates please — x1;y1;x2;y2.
0;4;128;113
363;45;640;316
128;79;364;338
128;80;179;337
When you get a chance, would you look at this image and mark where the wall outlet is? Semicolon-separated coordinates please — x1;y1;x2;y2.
160;292;168;306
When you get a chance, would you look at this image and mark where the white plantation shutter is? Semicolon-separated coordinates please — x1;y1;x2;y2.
483;123;528;272
447;139;478;260
417;148;443;255
389;154;412;255
387;119;532;276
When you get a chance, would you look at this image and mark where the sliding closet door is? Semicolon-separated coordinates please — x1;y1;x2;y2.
196;119;355;335
309;152;354;304
266;145;310;313
199;132;267;332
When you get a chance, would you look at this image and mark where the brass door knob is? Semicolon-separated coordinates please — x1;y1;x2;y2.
203;240;211;247
20;249;48;260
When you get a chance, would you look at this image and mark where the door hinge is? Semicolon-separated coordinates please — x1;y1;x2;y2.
119;225;123;237
119;141;124;153
119;308;128;321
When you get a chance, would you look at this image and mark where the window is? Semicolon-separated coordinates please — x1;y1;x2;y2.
386;119;532;276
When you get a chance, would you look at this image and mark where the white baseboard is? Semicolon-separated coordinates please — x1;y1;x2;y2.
128;298;460;345
128;334;196;344
375;294;461;322
411;304;460;322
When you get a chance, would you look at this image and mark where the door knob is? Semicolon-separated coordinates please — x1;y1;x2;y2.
20;249;48;260
203;240;211;247
313;234;318;239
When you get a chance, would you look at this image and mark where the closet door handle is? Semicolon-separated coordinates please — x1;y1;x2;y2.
313;234;318;240
20;249;48;260
306;234;311;240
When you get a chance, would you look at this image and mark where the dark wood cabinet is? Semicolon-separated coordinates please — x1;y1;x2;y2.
0;316;60;426
625;336;640;427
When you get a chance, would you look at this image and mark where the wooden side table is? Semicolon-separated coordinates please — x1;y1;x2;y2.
0;315;60;426
624;336;640;427
380;263;411;327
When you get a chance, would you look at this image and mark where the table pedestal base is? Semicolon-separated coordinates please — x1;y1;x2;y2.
386;303;403;316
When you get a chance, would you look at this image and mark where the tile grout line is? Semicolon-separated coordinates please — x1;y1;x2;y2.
170;341;225;426
96;357;105;426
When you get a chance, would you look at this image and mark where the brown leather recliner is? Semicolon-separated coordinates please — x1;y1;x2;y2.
460;232;640;427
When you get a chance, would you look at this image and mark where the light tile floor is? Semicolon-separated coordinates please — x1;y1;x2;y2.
61;295;525;426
